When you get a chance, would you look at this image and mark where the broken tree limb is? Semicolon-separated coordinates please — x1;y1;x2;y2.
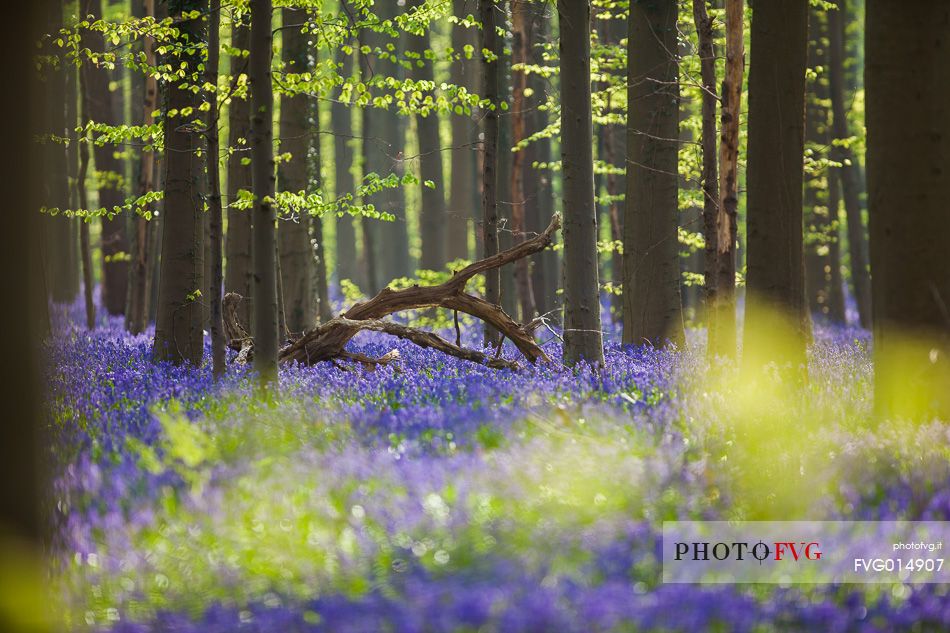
225;213;561;370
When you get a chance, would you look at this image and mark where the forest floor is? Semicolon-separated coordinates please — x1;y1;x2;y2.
48;295;950;632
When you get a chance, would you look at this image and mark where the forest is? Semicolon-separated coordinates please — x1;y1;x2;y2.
2;0;950;631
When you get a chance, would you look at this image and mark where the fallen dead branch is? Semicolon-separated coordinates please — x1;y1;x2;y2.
224;213;561;370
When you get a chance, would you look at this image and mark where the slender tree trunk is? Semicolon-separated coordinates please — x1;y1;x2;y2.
559;0;604;366
624;0;683;346
599;15;625;324
692;0;719;338
225;17;253;327
278;7;315;334
78;67;96;330
66;62;81;301
408;0;447;271
804;7;828;319
480;0;501;346
826;170;846;322
82;0;128;315
509;0;537;321
867;0;950;419
332;47;359;286
828;0;871;329
527;5;557;319
152;0;206;365
497;20;518;322
447;0;477;262
128;0;158;335
309;48;332;325
206;0;226;376
713;0;743;357
743;0;809;374
249;0;278;383
45;1;74;303
360;0;408;291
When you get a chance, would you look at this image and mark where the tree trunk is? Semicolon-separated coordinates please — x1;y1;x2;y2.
360;0;409;291
2;0;47;600
309;56;332;326
78;65;96;330
45;1;74;304
743;0;809;374
82;0;128;316
480;0;501;346
526;5;557;319
692;0;719;337
447;0;477;262
249;0;278;383
712;0;743;357
408;0;447;271
497;21;518;323
828;0;871;329
826;169;846;322
207;0;226;377
65;61;81;302
559;0;604;366
804;7;828;320
225;17;253;327
278;7;315;334
152;0;206;365
128;0;158;335
867;0;950;418
599;14;625;324
624;0;683;347
509;0;537;321
332;47;359;286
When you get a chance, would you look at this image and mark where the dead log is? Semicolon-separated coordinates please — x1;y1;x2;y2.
224;213;561;370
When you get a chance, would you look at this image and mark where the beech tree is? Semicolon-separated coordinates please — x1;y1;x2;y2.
828;0;871;329
332;46;359;287
278;7;315;333
408;0;446;272
867;0;950;418
249;0;279;383
81;0;129;316
559;0;603;366
742;0;809;374
624;0;682;347
225;14;253;328
447;0;477;262
152;0;206;365
480;0;501;346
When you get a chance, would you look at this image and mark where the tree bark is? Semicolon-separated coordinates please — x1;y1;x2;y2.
828;0;871;329
526;5;557;319
692;0;719;338
480;0;501;346
81;0;128;316
249;0;279;383
624;0;683;347
509;0;537;321
447;0;478;262
45;0;75;304
360;0;409;291
559;0;604;366
78;67;96;331
152;0;207;365
408;0;447;271
742;0;809;374
278;7;315;334
332;47;360;286
127;0;158;335
65;61;81;302
207;0;226;377
225;17;253;327
867;0;950;418
713;0;743;357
